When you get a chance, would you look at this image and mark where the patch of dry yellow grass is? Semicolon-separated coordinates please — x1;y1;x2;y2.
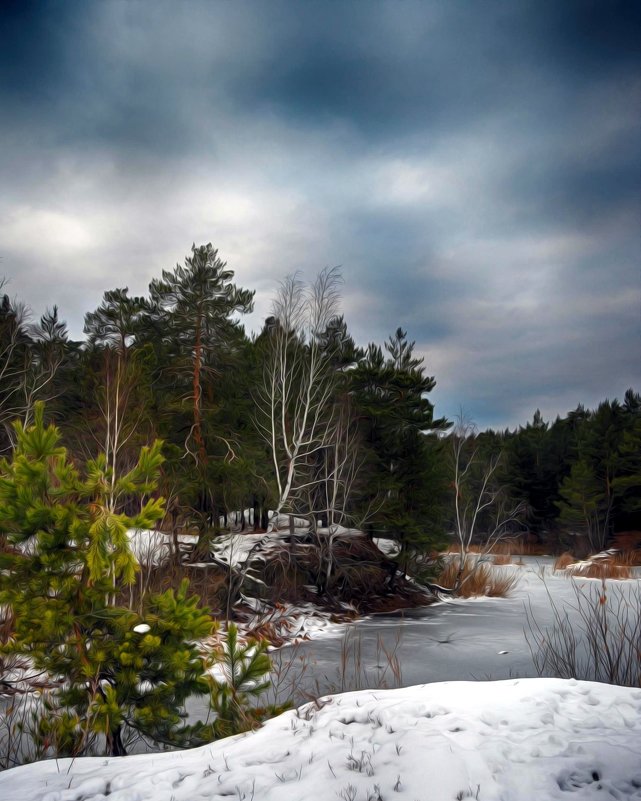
555;551;634;580
554;552;575;571
437;558;520;598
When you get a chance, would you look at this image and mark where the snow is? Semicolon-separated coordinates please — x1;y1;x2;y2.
373;536;400;557
126;529;198;567
210;531;269;567
4;678;641;800
133;623;150;634
209;525;364;570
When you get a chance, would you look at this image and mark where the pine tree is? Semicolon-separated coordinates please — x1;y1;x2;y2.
557;397;636;550
0;405;215;756
350;329;448;572
207;622;272;737
149;244;254;469
84;288;150;354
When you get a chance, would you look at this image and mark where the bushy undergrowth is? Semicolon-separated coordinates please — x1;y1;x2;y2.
121;560;231;617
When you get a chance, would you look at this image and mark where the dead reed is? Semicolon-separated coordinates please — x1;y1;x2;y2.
555;552;634;580
437;558;520;598
526;579;641;687
553;552;575;571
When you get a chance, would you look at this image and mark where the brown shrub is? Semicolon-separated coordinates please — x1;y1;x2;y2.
119;560;230;615
526;580;641;687
437;558;520;598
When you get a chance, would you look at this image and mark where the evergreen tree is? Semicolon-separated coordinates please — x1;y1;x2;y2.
505;410;565;530
350;329;448;571
0;405;214;756
557;457;606;551
207;622;272;737
84;288;150;354
149;243;254;469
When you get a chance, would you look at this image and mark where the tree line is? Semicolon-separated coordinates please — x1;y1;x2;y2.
480;394;641;552
0;244;639;562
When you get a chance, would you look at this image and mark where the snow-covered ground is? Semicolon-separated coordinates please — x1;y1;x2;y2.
4;678;641;801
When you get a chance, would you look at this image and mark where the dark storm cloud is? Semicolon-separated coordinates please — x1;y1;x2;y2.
0;0;639;428
226;0;640;136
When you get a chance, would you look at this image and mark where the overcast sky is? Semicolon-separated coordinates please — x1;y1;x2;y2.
1;0;639;429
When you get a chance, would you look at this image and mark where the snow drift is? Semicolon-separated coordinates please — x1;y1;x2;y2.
3;678;641;800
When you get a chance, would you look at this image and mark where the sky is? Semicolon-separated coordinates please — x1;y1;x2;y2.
1;0;639;430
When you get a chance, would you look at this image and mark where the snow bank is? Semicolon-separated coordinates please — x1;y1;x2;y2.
127;529;198;566
4;678;641;800
373;536;400;557
210;526;365;569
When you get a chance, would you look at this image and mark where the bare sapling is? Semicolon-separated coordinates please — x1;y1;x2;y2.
309;398;366;595
450;413;525;594
0;284;66;451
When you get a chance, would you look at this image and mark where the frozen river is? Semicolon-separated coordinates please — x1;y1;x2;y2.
264;556;641;703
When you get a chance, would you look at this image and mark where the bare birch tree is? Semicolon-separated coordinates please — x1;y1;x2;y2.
255;268;342;531
0;291;29;444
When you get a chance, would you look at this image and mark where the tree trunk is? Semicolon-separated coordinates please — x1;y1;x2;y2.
193;314;207;465
107;725;127;757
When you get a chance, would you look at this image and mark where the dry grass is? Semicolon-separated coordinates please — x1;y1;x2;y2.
555;551;635;580
554;552;575;571
492;554;513;566
611;530;641;553
566;559;632;580
615;549;641;567
442;537;549;558
437;558;520;598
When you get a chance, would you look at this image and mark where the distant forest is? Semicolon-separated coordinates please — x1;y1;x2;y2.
1;243;639;558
